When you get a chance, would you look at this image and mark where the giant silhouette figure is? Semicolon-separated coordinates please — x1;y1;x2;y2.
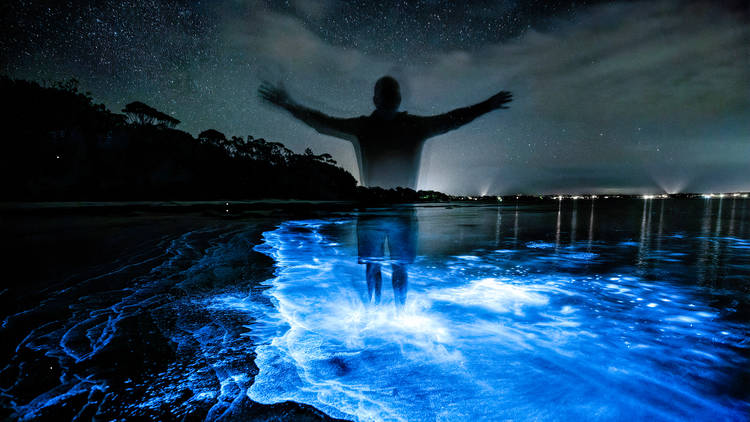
259;77;511;189
259;76;512;305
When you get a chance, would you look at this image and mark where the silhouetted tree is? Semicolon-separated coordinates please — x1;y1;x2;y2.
318;153;337;165
303;148;337;165
122;101;180;128
0;76;361;201
198;129;227;146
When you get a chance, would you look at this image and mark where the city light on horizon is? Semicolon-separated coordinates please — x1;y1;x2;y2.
487;192;750;202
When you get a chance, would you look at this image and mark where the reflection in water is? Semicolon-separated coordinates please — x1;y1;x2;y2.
728;199;736;238
555;199;562;251
587;199;595;251
699;199;713;285
709;199;724;285
570;200;578;245
357;207;417;306
699;198;728;286
513;203;519;244
637;199;652;269
494;205;502;247
656;199;664;259
715;197;724;236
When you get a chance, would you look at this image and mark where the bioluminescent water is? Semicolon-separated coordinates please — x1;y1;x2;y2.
2;199;749;421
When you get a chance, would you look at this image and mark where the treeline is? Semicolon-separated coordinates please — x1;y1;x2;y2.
0;77;358;201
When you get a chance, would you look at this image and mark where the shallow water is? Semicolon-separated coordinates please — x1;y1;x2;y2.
241;200;750;421
2;199;749;421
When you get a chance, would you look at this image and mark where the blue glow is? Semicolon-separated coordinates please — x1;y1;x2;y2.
4;203;749;420
241;219;749;421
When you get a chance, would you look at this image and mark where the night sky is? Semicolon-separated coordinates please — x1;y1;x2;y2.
2;0;748;194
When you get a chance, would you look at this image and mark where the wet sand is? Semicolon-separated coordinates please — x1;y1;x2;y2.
0;204;350;421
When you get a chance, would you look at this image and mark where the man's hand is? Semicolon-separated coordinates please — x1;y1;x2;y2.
258;81;294;108
487;90;513;110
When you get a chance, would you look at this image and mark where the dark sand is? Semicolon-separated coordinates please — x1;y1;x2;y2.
0;203;352;421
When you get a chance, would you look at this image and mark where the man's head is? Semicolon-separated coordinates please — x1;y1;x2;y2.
373;76;401;111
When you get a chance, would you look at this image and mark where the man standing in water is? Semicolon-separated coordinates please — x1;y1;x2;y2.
259;77;512;305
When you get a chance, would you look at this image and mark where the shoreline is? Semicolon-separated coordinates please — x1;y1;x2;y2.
1;209;352;420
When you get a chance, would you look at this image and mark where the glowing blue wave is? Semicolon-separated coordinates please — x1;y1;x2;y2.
4;213;749;421
243;219;749;421
3;225;266;420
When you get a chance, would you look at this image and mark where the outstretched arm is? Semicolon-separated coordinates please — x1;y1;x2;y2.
258;82;360;142
420;90;512;138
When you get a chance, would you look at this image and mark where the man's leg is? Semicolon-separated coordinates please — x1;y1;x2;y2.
385;209;415;308
366;262;382;304
391;263;408;306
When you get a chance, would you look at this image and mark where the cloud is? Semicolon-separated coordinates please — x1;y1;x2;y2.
403;1;750;193
211;0;749;193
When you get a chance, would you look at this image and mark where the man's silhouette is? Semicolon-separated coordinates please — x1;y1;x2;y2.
259;76;512;305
